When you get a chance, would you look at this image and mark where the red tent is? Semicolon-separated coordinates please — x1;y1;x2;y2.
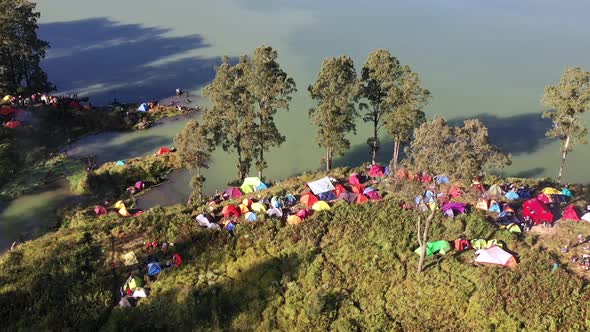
300;192;319;208
0;106;15;116
563;204;581;221
351;184;365;195
296;208;313;219
333;184;347;196
94;205;107;216
420;173;433;183
522;198;554;225
349;173;361;185
356;194;368;205
4;120;21;128
536;193;551;204
172;253;183;268
454;238;471;251
222;205;240;218
368;165;384;177
157;147;171;155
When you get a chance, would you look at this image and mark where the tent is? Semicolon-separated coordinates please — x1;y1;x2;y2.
421;173;432;183
270;196;282;208
250;202;267;213
134;181;144;191
442;202;466;217
242;198;252;207
435;175;450;185
196;214;212;227
4;120;21;128
116;160;126;166
368;164;384;177
448;186;463;198
489;200;501;213
287;215;303;225
363;187;377;195
115;200;130;217
356;194;369;205
244;212;257;222
542;187;561;195
123;275;144;295
122;252;138;266
0;106;15;116
536;193;552;204
414;240;451;256
349;173;361;185
517;189;531;199
318;191;337;201
366;191;382;201
266;207;283;218
307;177;336;195
561;188;573;198
505;223;522;233
94;205;107;216
147;262;162;276
337;192;357;203
137;103;150;112
132;211;143;217
471;239;488;250
238;204;250;215
334;184;347;196
172;254;183;268
563;204;581;221
296;208;313;219
222;205;240;218
474;246;517;268
454;238;472;251
351;184;365;195
224;187;243;199
312;201;331;212
522;198;553;224
1;95;12;104
384;166;390;176
157;147;171;155
300;192;319;208
505;191;519;201
487;184;503;198
582;213;590;222
476;198;489;211
396;168;408;179
240;177;267;194
284;194;297;206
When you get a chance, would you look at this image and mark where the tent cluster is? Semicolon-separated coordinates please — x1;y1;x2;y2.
415;238;517;268
95;200;143;218
119;242;182;307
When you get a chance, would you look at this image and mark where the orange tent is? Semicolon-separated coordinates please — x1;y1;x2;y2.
356;194;368;205
300;192;319;208
334;184;347;196
395;168;407;179
351;184;365;195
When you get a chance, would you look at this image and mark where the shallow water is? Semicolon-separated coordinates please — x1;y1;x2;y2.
3;0;590;247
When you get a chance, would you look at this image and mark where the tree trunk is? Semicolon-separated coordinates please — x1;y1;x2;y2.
371;116;378;165
196;167;202;201
558;135;570;183
393;140;401;171
258;148;264;179
417;211;435;273
326;146;332;171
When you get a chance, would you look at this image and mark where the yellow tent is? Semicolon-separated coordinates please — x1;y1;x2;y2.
312;201;331;212
115;200;130;217
428;202;438;211
238;204;250;215
250;202;267;213
476;198;489;211
542;187;561;195
287;215;303;225
1;95;12;104
122;252;138;266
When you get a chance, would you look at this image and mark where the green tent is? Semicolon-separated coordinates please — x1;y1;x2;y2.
414;240;451;256
240;177;267;194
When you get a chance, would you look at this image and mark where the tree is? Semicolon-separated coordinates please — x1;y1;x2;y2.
542;67;590;183
247;45;296;179
416;210;435;273
405;117;510;180
203;56;257;181
385;107;426;171
360;49;429;165
308;56;359;171
174;120;213;204
0;0;53;94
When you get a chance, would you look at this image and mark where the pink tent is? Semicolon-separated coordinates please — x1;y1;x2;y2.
296;208;313;219
94;205;107;216
134;181;144;191
368;165;384;177
536;193;551;204
366;191;382;201
563;204;581;221
349;173;361;185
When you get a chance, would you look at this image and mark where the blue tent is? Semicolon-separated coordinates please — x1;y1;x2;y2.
505;191;519;201
271;196;283;208
147;262;162;276
137;103;150;112
225;222;235;232
435;175;449;185
284;194;297;206
517;190;531;199
116;160;126;166
245;212;257;222
318;191;337;201
489;201;501;213
561;188;573;197
256;182;268;191
415;196;424;205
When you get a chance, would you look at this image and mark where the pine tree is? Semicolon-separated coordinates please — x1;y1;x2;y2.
360;49;429;165
0;0;53;94
542;67;590;183
174;120;213;204
203;56;257;181
308;56;359;170
247;46;296;179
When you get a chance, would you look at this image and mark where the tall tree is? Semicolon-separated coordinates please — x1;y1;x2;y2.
203;56;257;181
0;0;53;94
308;56;359;171
542;67;590;183
385;107;426;171
406;117;510;180
360;49;430;164
247;45;296;179
174;120;213;204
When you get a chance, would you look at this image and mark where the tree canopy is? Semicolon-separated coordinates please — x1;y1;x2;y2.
0;0;52;94
405;118;510;179
542;67;590;182
360;49;430;164
308;56;359;170
385;107;426;170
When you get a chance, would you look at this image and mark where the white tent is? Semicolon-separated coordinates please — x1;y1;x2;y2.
582;212;590;222
475;246;516;268
307;177;335;195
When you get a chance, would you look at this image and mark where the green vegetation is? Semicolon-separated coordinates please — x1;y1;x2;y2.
2;168;590;330
542;67;590;182
174;120;212;204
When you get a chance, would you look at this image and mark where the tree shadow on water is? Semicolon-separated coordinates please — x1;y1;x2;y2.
39;18;222;104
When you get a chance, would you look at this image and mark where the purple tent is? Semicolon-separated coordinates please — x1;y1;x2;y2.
366;191;382;201
442;202;467;217
337;192;358;203
363;187;377;195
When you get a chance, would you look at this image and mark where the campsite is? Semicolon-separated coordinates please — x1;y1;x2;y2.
3;0;590;331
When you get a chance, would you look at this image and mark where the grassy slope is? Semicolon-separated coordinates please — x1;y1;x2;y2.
1;168;590;331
